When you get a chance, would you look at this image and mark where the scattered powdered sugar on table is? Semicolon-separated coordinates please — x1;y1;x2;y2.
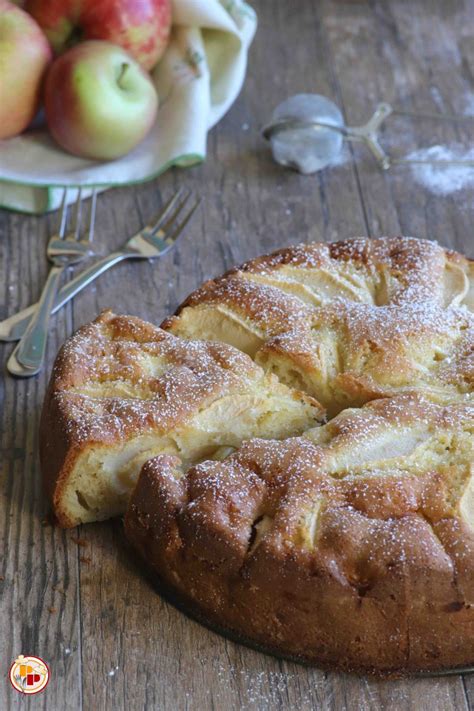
213;661;326;709
405;143;474;195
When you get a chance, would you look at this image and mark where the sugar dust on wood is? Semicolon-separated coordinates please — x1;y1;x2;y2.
405;144;474;195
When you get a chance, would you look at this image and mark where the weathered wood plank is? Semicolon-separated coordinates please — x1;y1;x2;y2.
0;212;82;710
320;0;474;252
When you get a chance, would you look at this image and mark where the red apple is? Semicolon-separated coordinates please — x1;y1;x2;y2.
25;0;172;71
0;0;52;139
44;41;158;160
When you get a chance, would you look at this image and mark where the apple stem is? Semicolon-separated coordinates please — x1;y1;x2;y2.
117;63;130;90
65;26;84;49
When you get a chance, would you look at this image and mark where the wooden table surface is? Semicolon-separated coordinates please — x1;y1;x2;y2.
1;1;474;709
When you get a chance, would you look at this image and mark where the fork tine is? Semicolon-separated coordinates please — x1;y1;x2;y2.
145;188;186;235
68;187;84;241
162;198;201;244
150;191;192;238
82;188;98;244
58;188;69;238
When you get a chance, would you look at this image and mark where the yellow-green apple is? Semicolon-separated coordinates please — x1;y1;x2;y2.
25;0;171;71
44;40;159;160
0;0;52;139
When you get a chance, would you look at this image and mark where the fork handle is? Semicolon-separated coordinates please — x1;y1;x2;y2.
0;251;131;342
9;266;64;374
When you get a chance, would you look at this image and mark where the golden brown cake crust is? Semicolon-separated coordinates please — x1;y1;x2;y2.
42;236;474;673
163;235;473;320
128;236;473;674
162;237;473;413
125;394;474;675
41;311;322;527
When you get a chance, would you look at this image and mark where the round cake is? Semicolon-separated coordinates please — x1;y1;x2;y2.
42;236;474;675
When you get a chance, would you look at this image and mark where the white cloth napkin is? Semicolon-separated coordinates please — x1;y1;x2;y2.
0;0;257;214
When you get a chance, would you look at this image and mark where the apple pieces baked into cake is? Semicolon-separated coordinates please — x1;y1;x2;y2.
41;311;323;527
125;394;474;674
164;237;473;415
41;236;473;673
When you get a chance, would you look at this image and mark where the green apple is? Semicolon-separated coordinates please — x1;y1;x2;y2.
0;0;52;139
44;40;159;160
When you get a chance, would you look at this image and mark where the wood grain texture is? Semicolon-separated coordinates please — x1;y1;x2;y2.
1;1;473;709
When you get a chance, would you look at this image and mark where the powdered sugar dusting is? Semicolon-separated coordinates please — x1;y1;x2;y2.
406;144;474;195
47;237;474;671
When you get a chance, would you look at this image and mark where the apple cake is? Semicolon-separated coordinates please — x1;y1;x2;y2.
41;236;473;674
41;311;323;527
125;393;473;674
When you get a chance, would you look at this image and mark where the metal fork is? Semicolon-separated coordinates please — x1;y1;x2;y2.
0;189;199;345
7;188;97;377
